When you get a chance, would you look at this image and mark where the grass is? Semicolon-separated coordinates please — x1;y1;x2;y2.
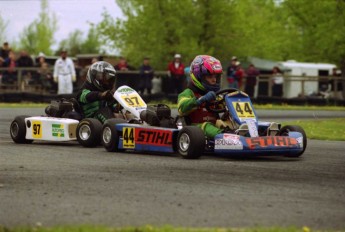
0;225;324;232
282;118;345;141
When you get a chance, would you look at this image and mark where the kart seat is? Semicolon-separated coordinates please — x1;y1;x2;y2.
140;109;160;127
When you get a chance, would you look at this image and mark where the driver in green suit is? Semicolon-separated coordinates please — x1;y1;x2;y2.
177;55;224;138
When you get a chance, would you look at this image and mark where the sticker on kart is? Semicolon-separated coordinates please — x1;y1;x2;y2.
32;121;42;138
231;101;255;120
245;136;298;150
121;95;146;108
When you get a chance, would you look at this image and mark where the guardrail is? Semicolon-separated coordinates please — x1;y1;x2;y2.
0;67;343;100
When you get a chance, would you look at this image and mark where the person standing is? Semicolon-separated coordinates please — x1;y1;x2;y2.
2;50;17;84
271;66;284;97
245;64;260;97
35;52;53;90
138;57;154;95
226;56;238;88
16;50;34;85
53;49;76;94
0;42;11;60
167;54;185;94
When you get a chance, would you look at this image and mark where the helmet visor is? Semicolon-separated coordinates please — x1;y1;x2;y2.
95;71;116;89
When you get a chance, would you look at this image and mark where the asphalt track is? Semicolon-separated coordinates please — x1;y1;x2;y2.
0;108;345;229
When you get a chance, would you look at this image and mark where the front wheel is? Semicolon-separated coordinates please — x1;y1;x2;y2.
76;118;103;147
102;118;127;152
279;125;307;157
10;115;33;144
177;126;205;159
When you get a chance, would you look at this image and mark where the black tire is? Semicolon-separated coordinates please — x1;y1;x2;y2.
279;125;307;157
177;126;205;159
102;118;127;152
10;115;33;144
76;118;103;147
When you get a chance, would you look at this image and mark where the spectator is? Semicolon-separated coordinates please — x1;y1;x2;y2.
167;53;185;94
271;66;284;97
226;56;238;88
0;42;11;60
184;58;193;87
2;50;17;84
0;57;4;83
114;56;134;71
138;57;154;95
330;67;343;99
79;57;98;87
35;52;53;90
114;56;135;87
53;49;76;95
234;61;245;90
16;50;34;84
245;64;260;97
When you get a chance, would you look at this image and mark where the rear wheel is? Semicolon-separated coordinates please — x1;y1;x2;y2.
177;126;205;159
279;125;307;157
77;118;103;147
10;115;33;144
102;118;127;152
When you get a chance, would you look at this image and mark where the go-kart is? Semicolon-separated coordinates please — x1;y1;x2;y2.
9;85;165;147
101;88;307;159
205;88;307;157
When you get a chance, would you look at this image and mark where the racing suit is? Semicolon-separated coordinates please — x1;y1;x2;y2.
178;86;222;138
53;57;76;94
77;82;119;123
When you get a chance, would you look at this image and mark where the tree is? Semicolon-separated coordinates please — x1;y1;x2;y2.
56;30;83;56
18;0;57;55
56;24;102;56
97;0;236;69
281;0;345;97
0;13;8;44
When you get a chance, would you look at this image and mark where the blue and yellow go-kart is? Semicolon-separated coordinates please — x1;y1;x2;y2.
101;88;307;159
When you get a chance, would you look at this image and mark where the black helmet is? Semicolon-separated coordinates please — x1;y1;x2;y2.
86;61;116;91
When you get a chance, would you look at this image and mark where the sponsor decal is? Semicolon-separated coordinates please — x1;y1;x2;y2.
52;124;65;137
232;101;255;119
32;121;42;138
123;127;135;148
118;87;134;93
246;119;258;137
215;134;243;150
246;136;298;150
121;95;145;108
135;128;173;146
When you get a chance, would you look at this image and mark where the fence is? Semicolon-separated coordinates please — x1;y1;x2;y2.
0;67;344;100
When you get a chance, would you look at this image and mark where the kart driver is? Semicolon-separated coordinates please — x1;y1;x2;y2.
77;61;119;123
177;55;224;138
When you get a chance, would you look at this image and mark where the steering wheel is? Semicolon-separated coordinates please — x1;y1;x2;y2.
205;88;240;113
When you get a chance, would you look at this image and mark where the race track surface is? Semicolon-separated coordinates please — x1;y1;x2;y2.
0;108;344;229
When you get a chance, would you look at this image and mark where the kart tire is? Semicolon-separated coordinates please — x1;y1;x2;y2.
177;126;205;159
102;118;127;152
77;118;103;147
279;125;307;157
10;115;33;144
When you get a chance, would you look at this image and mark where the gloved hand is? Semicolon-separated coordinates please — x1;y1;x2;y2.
53;76;58;83
196;91;216;105
72;75;76;82
98;90;114;101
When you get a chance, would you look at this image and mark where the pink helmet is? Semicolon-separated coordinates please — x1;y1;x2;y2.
190;55;223;92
